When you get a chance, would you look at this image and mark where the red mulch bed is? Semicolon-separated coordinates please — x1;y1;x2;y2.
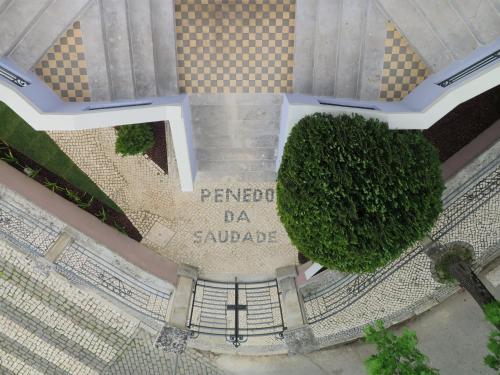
0;142;142;241
423;84;500;162
145;122;168;174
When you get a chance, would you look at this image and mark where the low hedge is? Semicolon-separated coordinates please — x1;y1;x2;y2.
115;123;155;156
277;113;444;273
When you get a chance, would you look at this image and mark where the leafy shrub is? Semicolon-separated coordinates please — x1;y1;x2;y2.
434;243;473;283
484;301;500;370
277;113;444;273
115;123;155;156
364;320;439;375
485;331;500;370
485;301;500;327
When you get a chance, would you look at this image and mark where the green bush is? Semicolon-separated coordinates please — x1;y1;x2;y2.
364;320;439;375
485;301;500;326
484;301;500;370
434;244;473;283
277;113;444;273
115;123;155;156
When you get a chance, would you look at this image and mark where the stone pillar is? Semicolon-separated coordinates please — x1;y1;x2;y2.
155;263;198;354
276;265;317;355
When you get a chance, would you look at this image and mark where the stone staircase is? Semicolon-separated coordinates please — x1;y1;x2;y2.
294;0;387;99
0;0;178;101
79;0;178;100
191;94;281;182
294;0;500;99
376;0;500;72
0;0;92;70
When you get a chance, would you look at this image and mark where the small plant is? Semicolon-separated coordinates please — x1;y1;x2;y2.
364;320;439;375
96;207;109;223
64;188;82;204
115;123;155;156
113;221;127;234
0;148;20;166
43;178;63;192
77;195;94;209
23;166;40;179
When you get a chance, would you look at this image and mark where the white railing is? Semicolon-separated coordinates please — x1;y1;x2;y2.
277;38;500;170
0;57;197;192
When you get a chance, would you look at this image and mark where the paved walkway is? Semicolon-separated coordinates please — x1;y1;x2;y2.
215;290;497;375
25;1;500;278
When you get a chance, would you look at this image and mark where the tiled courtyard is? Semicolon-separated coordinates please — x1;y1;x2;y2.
31;3;439;278
175;0;296;94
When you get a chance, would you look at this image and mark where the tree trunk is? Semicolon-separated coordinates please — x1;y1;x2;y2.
447;261;495;308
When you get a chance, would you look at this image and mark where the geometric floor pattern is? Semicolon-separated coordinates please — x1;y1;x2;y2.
175;0;295;94
34;21;91;102
379;21;429;101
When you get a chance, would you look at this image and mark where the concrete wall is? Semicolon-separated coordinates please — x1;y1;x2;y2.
277;38;500;170
0;57;196;191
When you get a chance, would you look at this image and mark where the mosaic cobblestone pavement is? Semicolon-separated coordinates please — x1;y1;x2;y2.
34;21;91;102
175;0;295;94
0;241;223;374
379;22;429;101
47;126;297;278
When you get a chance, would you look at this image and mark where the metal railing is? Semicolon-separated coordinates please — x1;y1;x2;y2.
0;196;172;322
55;241;171;322
303;155;500;324
436;49;500;87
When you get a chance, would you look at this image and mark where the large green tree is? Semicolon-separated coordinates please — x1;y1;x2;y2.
277;113;444;273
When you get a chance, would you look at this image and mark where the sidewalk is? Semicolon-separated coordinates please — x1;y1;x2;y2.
215;290;497;375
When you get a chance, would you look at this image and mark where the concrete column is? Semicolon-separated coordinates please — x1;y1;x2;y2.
276;265;317;355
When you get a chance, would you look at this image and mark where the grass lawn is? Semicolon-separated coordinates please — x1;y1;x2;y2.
0;102;121;212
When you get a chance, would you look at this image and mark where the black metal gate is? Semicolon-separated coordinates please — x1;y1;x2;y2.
187;278;286;347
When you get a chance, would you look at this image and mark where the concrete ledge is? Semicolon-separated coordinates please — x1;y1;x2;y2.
442;118;500;181
0;161;178;284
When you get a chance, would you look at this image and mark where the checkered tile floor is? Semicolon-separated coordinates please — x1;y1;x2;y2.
34;21;91;102
379;22;429;101
175;0;295;94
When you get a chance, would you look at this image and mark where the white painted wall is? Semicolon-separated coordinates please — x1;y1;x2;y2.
277;38;500;170
0;57;196;192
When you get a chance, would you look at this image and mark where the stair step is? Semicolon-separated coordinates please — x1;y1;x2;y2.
196;170;277;183
79;0;111;100
413;0;478;60
193;120;279;138
312;0;340;96
335;0;367;98
191;105;281;123
0;0;11;14
9;0;91;70
193;134;279;148
292;0;318;93
127;0;157;97
450;0;500;45
0;0;52;56
358;1;387;100
198;160;276;173
101;0;134;99
491;0;500;13
196;148;276;161
150;0;178;95
377;0;454;72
